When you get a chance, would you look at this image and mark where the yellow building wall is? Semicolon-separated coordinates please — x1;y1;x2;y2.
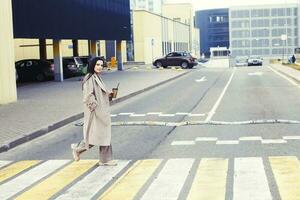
14;39;126;62
133;11;163;64
0;0;17;104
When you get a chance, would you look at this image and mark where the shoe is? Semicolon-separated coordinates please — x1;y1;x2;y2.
71;144;80;161
98;160;117;166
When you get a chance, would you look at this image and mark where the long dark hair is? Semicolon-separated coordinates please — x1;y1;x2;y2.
82;56;105;89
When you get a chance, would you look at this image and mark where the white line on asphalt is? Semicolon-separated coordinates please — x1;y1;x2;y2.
239;136;262;141
55;160;130;200
188;113;206;117
147;112;162;115
0;160;69;200
119;113;135;116
0;161;12;168
159;114;175;117
267;66;299;86
175;112;189;115
195;137;218;142
195;76;207;82
216;140;239;145
171;141;196;145
140;159;194;200
130;114;146;117
233;157;272;200
261;139;287;144
205;68;236;122
282;136;300;140
110;114;117;117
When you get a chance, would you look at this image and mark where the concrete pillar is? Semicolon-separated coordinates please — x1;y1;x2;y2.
39;39;47;60
0;0;17;104
116;40;123;71
53;39;63;82
72;39;79;57
89;40;97;57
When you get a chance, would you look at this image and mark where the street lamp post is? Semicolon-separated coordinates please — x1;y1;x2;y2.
281;34;287;64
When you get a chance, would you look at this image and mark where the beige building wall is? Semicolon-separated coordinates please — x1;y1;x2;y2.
14;39;129;61
162;3;200;56
0;0;17;104
133;10;190;64
133;11;164;64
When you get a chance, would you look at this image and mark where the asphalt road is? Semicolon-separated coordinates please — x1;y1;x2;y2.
1;65;300;199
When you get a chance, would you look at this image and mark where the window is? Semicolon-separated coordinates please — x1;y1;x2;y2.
251;9;270;17
231;10;249;18
252;29;269;37
251;19;269;27
231;20;250;28
232;30;250;38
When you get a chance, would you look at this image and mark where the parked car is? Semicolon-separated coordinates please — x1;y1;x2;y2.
47;57;83;78
235;57;248;67
15;59;54;82
153;51;198;69
247;56;263;66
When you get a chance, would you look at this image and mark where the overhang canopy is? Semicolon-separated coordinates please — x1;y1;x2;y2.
12;0;131;40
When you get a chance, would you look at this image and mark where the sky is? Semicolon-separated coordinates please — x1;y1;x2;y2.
166;0;299;10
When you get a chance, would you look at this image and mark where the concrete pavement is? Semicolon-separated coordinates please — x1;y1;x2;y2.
0;66;190;153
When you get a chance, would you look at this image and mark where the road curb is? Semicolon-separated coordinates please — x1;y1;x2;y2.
269;65;300;84
0;70;191;153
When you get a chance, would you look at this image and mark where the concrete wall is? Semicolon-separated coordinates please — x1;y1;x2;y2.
0;0;17;104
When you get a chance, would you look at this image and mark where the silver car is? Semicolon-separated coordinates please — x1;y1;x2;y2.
247;56;263;66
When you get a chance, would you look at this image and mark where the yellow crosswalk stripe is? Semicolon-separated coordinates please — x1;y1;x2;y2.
99;159;162;200
0;160;40;183
15;160;98;200
187;158;228;200
269;156;300;200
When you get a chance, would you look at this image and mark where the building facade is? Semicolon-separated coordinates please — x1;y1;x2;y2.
229;4;299;58
131;0;163;14
133;10;190;64
195;9;229;57
162;3;200;57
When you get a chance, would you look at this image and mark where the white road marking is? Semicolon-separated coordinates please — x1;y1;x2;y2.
233;157;272;200
130;114;146;117
159;114;175;117
261;139;287;144
110;114;117;117
0;160;69;199
267;66;298;86
140;159;194;200
248;72;263;76
171;141;196;145
0;161;12;168
195;76;207;82
175;112;189;115
239;136;262;141
147;112;162;115
195;137;218;142
282;136;300;140
205;68;236;122
216;140;239;145
119;113;134;116
55;160;130;200
188;113;206;117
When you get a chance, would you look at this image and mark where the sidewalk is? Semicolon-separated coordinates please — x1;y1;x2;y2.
0;67;190;153
269;63;300;83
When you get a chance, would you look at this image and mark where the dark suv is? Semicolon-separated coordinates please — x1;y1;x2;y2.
153;51;197;69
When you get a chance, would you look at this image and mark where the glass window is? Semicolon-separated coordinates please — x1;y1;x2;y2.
251;19;269;27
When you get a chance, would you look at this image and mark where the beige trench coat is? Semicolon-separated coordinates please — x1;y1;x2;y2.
82;74;111;147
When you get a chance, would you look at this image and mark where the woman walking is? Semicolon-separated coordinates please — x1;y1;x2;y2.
71;57;117;166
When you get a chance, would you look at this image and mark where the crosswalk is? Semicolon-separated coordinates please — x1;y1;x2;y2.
0;157;300;199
